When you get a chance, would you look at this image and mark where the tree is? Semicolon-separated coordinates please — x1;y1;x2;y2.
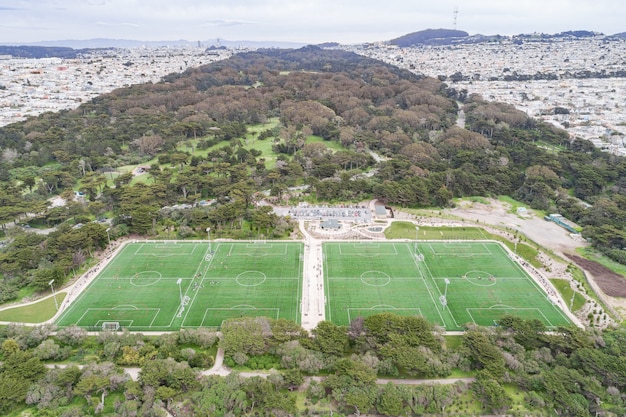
270;318;307;344
119;183;161;234
342;384;377;416
74;362;128;410
497;315;547;349
56;325;87;346
378;382;410;416
312;321;349;356
462;328;505;378
472;372;513;414
192;374;249;416
0;349;46;413
281;369;304;391
220;317;269;358
140;358;198;393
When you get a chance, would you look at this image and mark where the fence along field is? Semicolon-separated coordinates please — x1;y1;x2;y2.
323;241;571;330
56;241;303;331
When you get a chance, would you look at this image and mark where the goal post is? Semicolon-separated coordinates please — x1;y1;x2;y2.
102;322;120;331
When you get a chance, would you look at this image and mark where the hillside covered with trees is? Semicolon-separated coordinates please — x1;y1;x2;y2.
0;46;624;300
0;44;625;417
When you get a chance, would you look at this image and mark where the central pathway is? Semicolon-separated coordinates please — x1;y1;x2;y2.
299;220;325;330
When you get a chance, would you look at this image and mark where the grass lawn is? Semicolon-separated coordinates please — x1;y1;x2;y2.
323;241;571;330
385;222;490;240
444;335;464;349
551;278;586;312
0;292;66;323
56;241;303;331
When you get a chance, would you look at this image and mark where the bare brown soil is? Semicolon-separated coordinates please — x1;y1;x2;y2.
566;254;626;297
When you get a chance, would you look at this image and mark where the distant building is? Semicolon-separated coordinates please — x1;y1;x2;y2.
545;213;581;234
374;205;388;219
320;219;341;230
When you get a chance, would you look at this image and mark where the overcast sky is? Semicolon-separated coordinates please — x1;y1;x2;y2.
1;0;625;45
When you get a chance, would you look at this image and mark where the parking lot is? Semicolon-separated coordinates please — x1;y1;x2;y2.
274;204;372;224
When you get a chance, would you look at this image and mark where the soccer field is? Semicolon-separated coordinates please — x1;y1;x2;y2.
323;241;571;330
56;241;303;331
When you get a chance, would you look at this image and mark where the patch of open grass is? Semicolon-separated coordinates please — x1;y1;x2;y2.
504;383;533;415
17;286;37;300
0;292;66;323
448;368;475;378
551;279;586;312
445;335;464;349
446;388;483;415
384;221;488;240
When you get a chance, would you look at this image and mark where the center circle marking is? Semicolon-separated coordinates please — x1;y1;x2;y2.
130;271;162;287
464;270;496;287
236;271;267;286
360;270;391;286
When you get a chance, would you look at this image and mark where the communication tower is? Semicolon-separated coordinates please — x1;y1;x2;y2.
453;6;459;30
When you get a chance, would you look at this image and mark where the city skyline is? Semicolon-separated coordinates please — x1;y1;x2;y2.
1;0;625;45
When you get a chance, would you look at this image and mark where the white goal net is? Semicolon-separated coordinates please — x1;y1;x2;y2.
102;322;120;331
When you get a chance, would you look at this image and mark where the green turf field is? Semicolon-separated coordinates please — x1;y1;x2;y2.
56;241;303;331
322;241;571;330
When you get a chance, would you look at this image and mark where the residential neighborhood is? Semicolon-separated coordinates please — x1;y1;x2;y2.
343;35;626;156
0;46;231;126
4;36;626;158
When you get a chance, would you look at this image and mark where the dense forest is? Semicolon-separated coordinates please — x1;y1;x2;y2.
0;46;625;300
0;44;626;416
2;314;626;416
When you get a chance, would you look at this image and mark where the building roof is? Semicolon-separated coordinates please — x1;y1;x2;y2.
320;219;341;229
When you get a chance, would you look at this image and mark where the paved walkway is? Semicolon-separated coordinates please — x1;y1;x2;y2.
299;220;326;331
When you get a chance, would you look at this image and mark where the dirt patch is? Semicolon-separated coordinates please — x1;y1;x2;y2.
449;199;587;254
566;254;626;297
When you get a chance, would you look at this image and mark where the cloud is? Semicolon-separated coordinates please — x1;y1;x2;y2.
200;19;256;28
95;21;140;28
1;0;626;44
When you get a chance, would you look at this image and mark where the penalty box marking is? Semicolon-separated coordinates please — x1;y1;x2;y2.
426;242;493;257
226;243;289;257
466;307;554;327
76;307;162;328
94;319;134;328
347;307;423;323
197;307;281;326
338;243;399;256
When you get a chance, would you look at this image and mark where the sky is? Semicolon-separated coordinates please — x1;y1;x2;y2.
1;0;625;45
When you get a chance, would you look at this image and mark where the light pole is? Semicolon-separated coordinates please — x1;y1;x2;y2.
206;227;211;254
176;278;183;316
48;279;59;311
106;227;111;247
